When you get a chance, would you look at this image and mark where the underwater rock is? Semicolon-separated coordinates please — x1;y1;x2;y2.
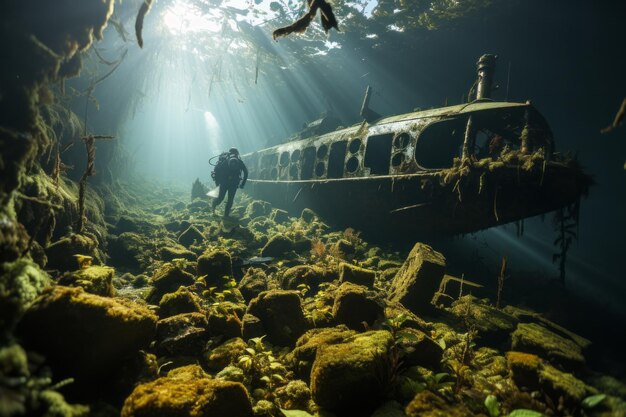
506;351;591;406
45;233;100;272
333;239;355;257
449;295;519;346
108;232;146;271
156;312;208;357
260;234;294;257
247;290;308;346
332;282;384;331
405;390;473;417
244;200;270;219
191;178;207;201
270;208;289;224
121;364;253;417
208;305;244;340
197;248;233;284
158;287;203;318
238;268;268;303
187;199;209;212
287;326;356;380
158;245;197;262
274;379;312;412
339;262;376;288
115;215;140;233
399;328;443;369
433;274;485;308
204;337;248;372
146;262;195;304
17;286;157;387
387;243;446;314
300;208;317;223
282;264;336;291
385;303;430;332
0;259;51;331
511;322;585;368
310;330;393;412
215;365;246;383
58;265;115;297
178;225;205;247
241;313;265;340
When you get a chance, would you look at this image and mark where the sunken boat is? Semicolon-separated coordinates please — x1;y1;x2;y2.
242;55;591;237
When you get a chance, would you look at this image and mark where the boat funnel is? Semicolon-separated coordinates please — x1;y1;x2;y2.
476;54;497;100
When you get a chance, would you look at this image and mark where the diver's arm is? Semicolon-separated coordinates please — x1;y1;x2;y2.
240;161;248;188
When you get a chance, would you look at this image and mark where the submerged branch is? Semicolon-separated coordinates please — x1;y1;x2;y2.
601;97;626;133
273;0;338;40
135;0;155;48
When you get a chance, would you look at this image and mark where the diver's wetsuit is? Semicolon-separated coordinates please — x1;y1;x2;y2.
212;156;248;217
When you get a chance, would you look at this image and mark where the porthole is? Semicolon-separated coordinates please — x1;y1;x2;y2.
394;133;410;150
348;138;362;154
391;153;405;167
279;151;290;167
291;149;301;162
289;164;299;179
346;156;359;173
315;162;325;177
270;167;278;180
317;144;328;159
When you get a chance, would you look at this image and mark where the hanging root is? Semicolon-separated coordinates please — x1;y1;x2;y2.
273;0;338;40
135;0;154;48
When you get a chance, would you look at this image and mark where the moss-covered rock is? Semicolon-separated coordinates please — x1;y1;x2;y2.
204;337;248;372
45;233;100;272
247;290;308;346
158;287;203;318
275;380;312;411
511;322;585;369
58;265;115;297
158;245;197;262
245;200;269;219
271;208;289;224
146;262;195;304
0;258;51;331
387;243;446;314
282;264;336;291
405;391;473;417
399;328;443;369
260;235;294;257
310;330;394;412
156;312;208;357
197;248;233;285
208;306;244;340
332;282;384;331
178;225;205;247
108;232;147;271
333;239;355;257
241;313;265;340
121;365;253;417
339;262;376;288
17;286;157;388
449;295;519;346
238;268;268;303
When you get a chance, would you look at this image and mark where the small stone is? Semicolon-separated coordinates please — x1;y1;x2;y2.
178;225;205;247
215;365;246;383
260;235;294;258
58;265;115;297
339;262;376;288
146;262;195;304
238;268;268;303
204;337;248;372
332;282;383;331
156;312;208;357
45;233;100;272
275;380;312;411
158;245;197;262
241;313;265;341
405;391;473;417
244;201;268;219
247;290;308;346
197;248;233;285
158;287;203;318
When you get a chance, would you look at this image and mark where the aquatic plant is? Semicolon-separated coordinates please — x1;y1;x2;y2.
495;256;508;309
236;336;289;393
552;202;579;284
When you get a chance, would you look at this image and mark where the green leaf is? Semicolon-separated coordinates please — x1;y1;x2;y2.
581;394;606;409
280;409;314;417
507;410;546;417
484;394;500;417
434;372;449;383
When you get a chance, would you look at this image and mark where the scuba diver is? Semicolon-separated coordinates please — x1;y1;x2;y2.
210;147;248;218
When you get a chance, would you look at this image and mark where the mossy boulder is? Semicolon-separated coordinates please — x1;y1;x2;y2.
208;307;244;340
238;268;268;303
245;200;269;219
449;295;519;346
333;239;355;257
58;265;115;297
147;262;195;304
282;265;336;291
260;235;294;257
310;330;394;412
332;282;384;331
45;233;100;272
339;262;376;288
178;225;205;247
197;248;233;285
387;243;446;314
17;286;157;388
204;337;248;372
241;313;265;340
156;312;208;357
108;232;146;270
158;287;203;318
511;322;585;368
275;380;312;411
405;391;473;417
121;364;253;417
247;290;308;346
158;245;197;262
0;259;51;331
399;328;443;369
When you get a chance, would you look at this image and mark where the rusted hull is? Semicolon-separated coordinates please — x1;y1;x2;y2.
245;163;588;238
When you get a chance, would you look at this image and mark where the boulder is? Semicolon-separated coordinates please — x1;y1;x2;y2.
121;365;253;417
45;233;100;272
245;201;269;219
260;235;294;258
208;307;243;340
398;328;443;369
333;239;355;257
310;330;394;412
158;287;203;318
197;248;233;284
108;232;145;270
158;245;197;262
449;295;519;346
511;322;585;368
204;337;248;372
238;268;268;303
339;262;376;288
247;290;308;346
178;225;205;247
17;286;157;387
405;391;473;417
242;313;265;341
146;262;195;304
332;282;384;331
282;265;336;291
387;243;446;313
58;265;115;297
156;312;208;357
274;380;312;411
